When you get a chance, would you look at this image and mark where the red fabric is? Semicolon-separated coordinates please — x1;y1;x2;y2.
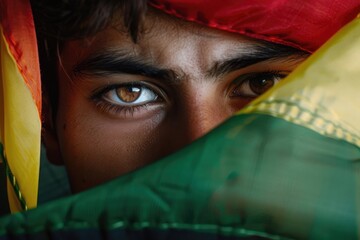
0;0;41;114
149;0;360;52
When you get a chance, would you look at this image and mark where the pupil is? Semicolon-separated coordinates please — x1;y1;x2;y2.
117;86;141;102
250;78;274;95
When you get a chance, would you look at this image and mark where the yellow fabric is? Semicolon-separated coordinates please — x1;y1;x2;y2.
0;27;40;212
240;16;360;148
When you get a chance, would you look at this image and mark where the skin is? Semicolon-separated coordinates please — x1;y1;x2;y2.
44;9;308;193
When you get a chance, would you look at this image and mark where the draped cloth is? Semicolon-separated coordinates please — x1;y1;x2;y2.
0;0;41;212
0;0;358;215
0;0;359;238
149;0;360;52
0;8;359;240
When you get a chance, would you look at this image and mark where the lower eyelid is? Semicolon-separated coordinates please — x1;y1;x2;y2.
93;99;150;116
92;93;167;119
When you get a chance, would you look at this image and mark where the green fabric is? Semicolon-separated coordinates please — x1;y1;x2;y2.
0;113;359;239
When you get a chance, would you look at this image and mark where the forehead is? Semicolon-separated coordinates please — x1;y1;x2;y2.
61;8;258;64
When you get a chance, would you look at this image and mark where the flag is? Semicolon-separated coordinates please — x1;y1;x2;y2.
149;0;360;52
0;0;41;212
240;15;360;149
0;10;358;240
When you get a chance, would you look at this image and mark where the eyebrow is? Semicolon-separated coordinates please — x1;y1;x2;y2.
73;51;177;82
72;42;308;82
207;42;309;78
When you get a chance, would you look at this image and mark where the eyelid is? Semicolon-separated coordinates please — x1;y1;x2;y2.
91;81;167;102
227;70;288;98
90;81;168;119
230;70;288;86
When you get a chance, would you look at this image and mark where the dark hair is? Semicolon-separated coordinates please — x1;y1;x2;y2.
30;0;148;117
31;0;147;41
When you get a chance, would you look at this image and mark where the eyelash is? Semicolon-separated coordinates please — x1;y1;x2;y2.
93;100;151;116
91;82;163;116
234;70;286;83
229;70;287;97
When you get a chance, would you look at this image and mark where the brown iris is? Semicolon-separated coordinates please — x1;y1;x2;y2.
249;78;275;95
116;86;141;103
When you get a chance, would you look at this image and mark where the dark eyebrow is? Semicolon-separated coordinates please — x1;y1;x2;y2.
207;42;309;78
73;42;309;82
72;51;177;82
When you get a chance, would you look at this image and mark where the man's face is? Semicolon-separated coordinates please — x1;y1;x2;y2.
50;9;307;192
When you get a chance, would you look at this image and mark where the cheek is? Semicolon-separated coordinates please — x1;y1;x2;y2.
56;92;167;192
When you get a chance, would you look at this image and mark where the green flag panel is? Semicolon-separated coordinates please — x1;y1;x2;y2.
0;113;358;239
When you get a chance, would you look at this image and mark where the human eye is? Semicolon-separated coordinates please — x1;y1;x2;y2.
229;71;287;98
92;82;165;117
103;83;158;106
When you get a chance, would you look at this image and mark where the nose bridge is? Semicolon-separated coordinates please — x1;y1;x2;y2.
181;94;227;142
155;36;230;143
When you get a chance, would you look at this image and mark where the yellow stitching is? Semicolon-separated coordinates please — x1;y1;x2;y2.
242;100;360;147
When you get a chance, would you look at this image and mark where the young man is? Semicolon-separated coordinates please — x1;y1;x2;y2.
32;0;360;193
